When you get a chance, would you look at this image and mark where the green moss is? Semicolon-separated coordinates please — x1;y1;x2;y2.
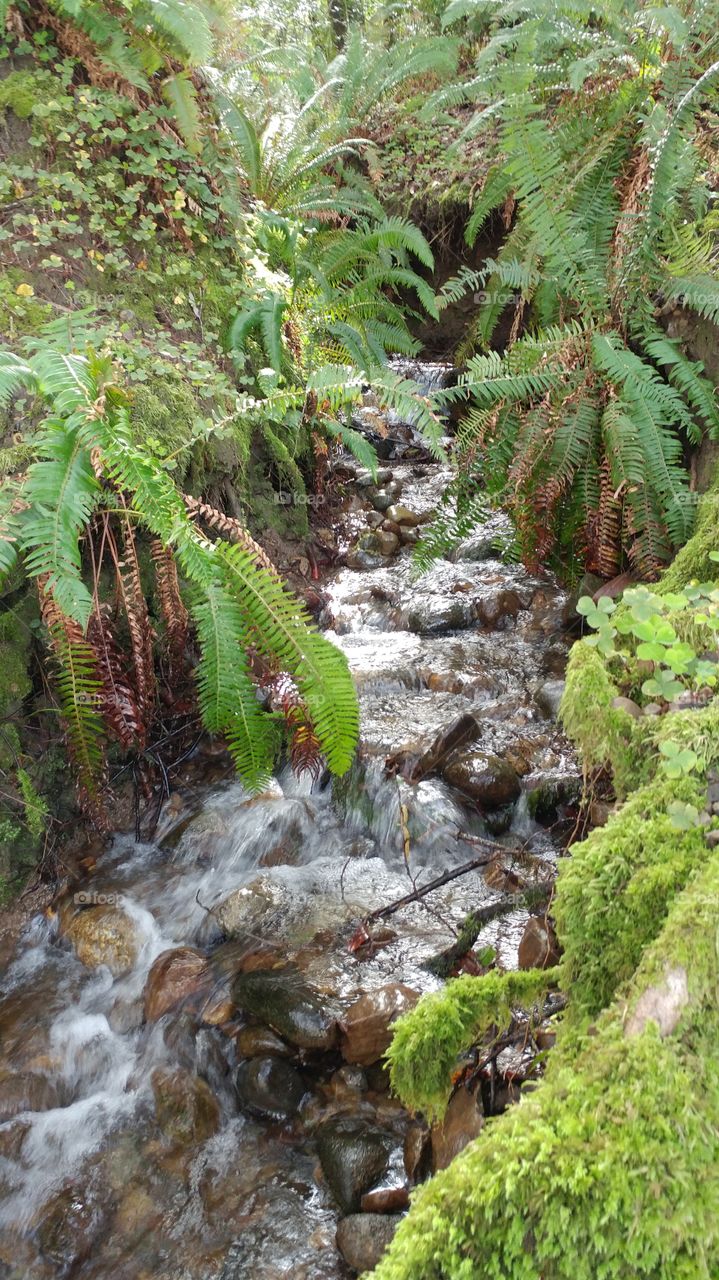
373;852;719;1280
386;968;557;1121
559;642;644;796
0;272;53;340
656;475;719;593
129;375;201;476
554;769;708;1021
0;69;60;119
0;609;31;718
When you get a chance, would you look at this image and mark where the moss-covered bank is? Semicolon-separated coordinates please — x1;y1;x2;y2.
373;483;719;1280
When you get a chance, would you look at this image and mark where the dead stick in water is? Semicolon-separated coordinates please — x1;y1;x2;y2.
424;883;553;978
361;846;500;926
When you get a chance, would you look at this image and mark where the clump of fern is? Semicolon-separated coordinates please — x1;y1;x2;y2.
431;0;719;577
0;347;359;820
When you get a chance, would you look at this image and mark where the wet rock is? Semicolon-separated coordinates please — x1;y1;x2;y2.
526;776;581;825
371;484;401;512
316;1116;394;1213
403;1122;430;1182
38;1185;107;1274
407;598;475;634
359;530;399;557
475;588;523;628
0;1070;61;1121
408;712;480;782
212;877;294;940
442;751;521;810
518;916;561;969
360;1180;409;1213
340;984;420;1067
235;1056;306;1119
235;1025;292;1058
399;526;420;546
0;1117;29;1161
151;1066;220;1145
144;946;209;1022
535;679;565;720
336;1214;400;1274
365;511;384;529
430;1085;484;1172
345;548;385;570
108;995;144;1034
65;905;139;977
384;504;419;527
232;967;339;1050
325;1064;368;1105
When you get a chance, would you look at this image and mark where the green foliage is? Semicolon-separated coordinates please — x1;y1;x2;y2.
386;968;557;1120
373;851;719;1279
0;348;359;792
432;0;719;576
579;580;719;709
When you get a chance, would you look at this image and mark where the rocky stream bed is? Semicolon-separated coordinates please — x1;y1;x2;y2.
0;367;582;1279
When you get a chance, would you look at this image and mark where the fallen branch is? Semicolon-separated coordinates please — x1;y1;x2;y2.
355;846;498;937
424;884;553;978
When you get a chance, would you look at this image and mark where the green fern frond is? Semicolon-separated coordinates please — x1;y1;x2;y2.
216;542;358;775
192;584;277;789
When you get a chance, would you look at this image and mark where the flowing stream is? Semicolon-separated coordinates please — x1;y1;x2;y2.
0;364;579;1279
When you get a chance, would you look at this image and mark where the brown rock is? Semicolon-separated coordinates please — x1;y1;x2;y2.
385;504;419;527
65;905;139;977
475;589;522;627
336;1214;400;1273
518;916;560;970
235;1025;292;1058
360;1182;409;1213
431;1085;484;1171
144;947;209;1022
408;712;480;783
151;1067;220;1145
0;1071;61;1122
340;984;420;1067
442;751;520;810
403;1121;430;1181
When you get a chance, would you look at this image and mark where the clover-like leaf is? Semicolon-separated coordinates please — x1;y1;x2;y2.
667;801;701;831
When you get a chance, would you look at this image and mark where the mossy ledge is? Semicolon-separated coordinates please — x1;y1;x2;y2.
374;490;719;1280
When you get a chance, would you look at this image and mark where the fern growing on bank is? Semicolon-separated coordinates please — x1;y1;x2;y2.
432;0;719;577
0;347;358;811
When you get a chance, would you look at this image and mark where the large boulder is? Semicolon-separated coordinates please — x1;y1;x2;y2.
65;905;139;977
231;967;339;1051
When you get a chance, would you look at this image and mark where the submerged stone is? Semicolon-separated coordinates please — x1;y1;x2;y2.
235;1056;306;1119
